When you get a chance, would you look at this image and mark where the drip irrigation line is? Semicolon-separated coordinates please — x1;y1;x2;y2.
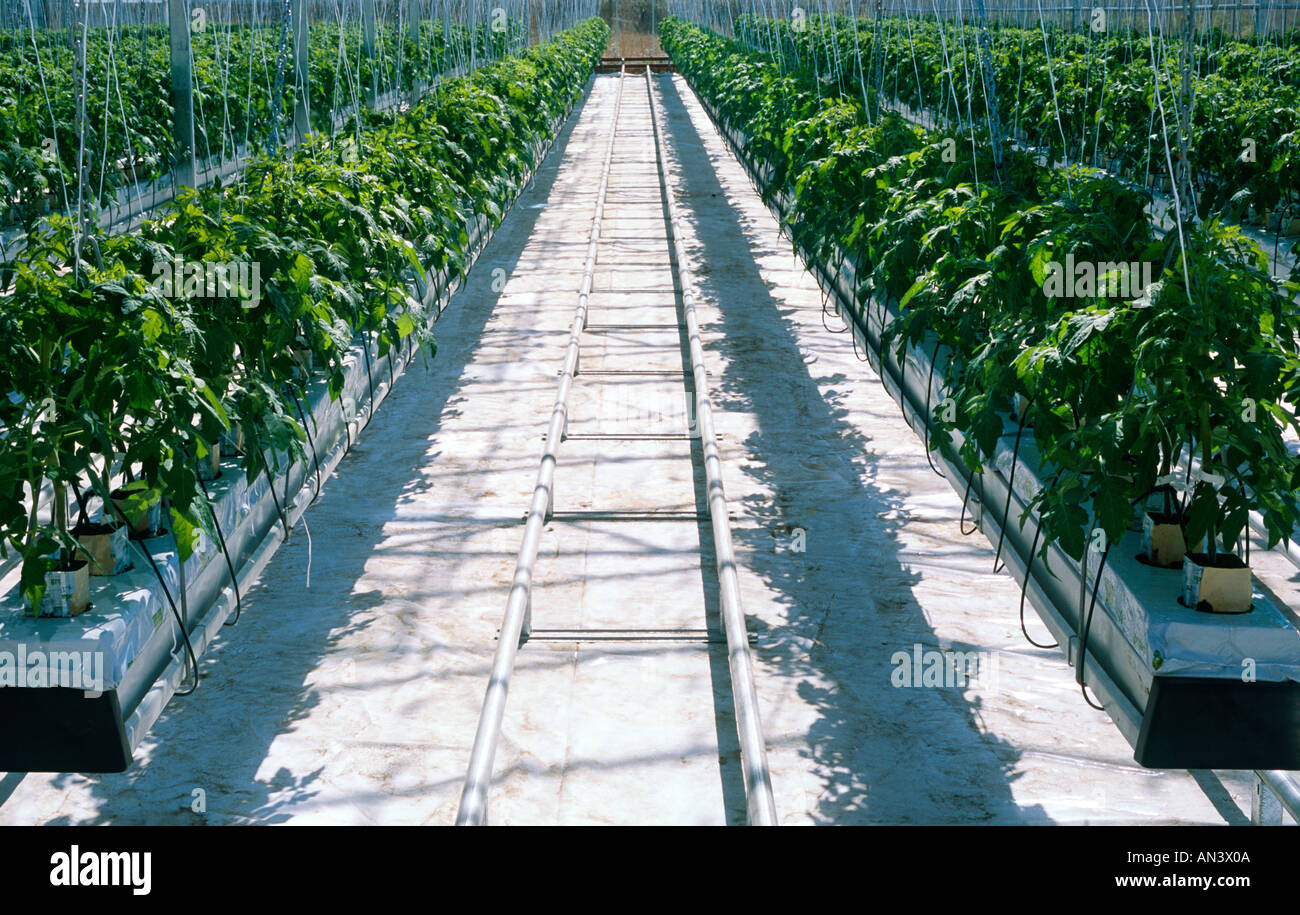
821;251;851;332
288;386;324;505
849;310;872;362
198;473;244;627
822;293;850;332
360;330;377;432
1077;536;1112;710
264;451;290;535
992;397;1032;573
960;465;982;535
921;337;947;479
1018;510;1060;648
133;503;200;697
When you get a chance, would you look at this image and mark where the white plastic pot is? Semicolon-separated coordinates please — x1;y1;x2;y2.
111;487;163;536
197;441;222;482
1141;512;1188;567
1181;553;1253;614
73;522;132;576
26;559;91;617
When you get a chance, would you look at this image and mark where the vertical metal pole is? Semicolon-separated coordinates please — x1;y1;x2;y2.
1176;0;1195;216
71;0;88;262
168;0;197;190
294;0;311;142
975;0;1004;180
363;0;379;99
405;0;422;102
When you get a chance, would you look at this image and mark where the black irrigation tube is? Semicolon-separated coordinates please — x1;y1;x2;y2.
136;499;200;697
1019;508;1059;649
264;451;291;535
360;331;378;434
992;400;1032;574
958;465;987;536
288;386;325;506
197;474;244;628
1078;539;1113;710
921;338;947;480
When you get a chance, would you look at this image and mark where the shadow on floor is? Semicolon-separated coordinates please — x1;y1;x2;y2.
654;73;1051;825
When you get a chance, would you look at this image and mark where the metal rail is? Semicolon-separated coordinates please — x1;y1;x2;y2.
1256;770;1300;824
644;65;778;827
455;65;778;826
455;64;627;827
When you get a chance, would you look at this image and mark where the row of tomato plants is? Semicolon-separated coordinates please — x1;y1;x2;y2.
737;14;1300;225
0;18;528;231
0;17;609;614
662;15;1300;595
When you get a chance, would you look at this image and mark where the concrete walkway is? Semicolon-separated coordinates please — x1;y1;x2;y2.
0;73;1261;826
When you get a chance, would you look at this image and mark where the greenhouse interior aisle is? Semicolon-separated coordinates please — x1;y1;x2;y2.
0;71;1258;826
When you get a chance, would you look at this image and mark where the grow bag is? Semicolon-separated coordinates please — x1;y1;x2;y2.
691;88;1300;771
0;79;592;774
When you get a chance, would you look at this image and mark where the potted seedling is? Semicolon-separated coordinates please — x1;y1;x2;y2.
1140;482;1189;567
2;239;106;616
1132;223;1300;612
29;482;91;618
70;483;131;577
189;413;223;482
197;439;222;481
72;518;131;577
1180;457;1253;615
7;413;94;617
111;478;164;538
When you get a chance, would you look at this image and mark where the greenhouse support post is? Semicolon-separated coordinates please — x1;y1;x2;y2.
364;0;379;100
168;0;196;190
294;0;311;142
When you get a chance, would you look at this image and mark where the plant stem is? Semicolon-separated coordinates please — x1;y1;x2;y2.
1200;402;1216;561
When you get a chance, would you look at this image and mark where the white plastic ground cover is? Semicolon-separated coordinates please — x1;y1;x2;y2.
694;92;1300;688
0;81;591;703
